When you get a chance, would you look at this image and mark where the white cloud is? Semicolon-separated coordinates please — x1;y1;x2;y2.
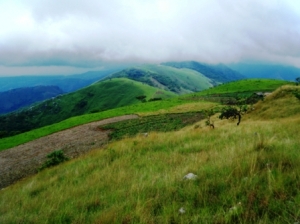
1;0;300;75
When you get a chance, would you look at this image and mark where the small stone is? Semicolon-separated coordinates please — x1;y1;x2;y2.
183;173;197;180
179;207;185;214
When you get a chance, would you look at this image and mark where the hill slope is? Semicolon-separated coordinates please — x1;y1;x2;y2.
0;86;64;114
162;61;245;84
0;85;299;223
0;78;175;138
105;64;214;93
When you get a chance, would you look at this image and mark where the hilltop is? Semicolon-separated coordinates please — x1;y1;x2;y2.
162;61;245;83
0;79;299;223
106;64;215;94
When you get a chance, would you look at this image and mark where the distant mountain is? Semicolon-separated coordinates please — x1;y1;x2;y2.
162;61;246;83
0;78;176;138
0;86;64;114
0;69;122;93
105;64;215;94
228;63;300;81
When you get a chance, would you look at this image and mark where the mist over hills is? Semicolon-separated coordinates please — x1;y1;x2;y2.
228;62;300;81
1;60;298;117
162;61;246;83
0;69;122;93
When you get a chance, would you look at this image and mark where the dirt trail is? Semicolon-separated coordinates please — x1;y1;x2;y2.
0;115;138;189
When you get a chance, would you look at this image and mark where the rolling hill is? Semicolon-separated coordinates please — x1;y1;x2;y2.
0;61;247;137
0;78;176;138
0;85;64;115
162;61;246;83
105;64;215;94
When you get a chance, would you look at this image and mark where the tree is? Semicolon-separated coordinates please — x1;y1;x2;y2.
219;106;242;125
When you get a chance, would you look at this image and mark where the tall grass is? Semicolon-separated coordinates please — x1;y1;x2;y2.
1;113;299;223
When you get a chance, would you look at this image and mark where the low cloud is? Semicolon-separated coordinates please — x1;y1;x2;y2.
1;0;300;75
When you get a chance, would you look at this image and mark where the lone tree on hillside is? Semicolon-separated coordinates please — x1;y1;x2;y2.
219;107;242;125
219;97;248;125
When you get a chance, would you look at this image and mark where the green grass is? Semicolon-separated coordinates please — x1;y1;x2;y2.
195;79;291;96
101;112;206;140
0;97;211;151
1;110;299;223
107;64;214;94
0;78;291;151
0;78;176;139
141;64;214;92
0;85;300;223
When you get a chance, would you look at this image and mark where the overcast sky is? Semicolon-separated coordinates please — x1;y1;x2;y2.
1;0;300;75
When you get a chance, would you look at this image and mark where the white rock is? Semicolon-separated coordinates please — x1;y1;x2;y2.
183;173;197;180
179;207;185;214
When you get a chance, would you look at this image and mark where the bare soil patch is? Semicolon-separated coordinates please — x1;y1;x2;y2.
0;115;138;189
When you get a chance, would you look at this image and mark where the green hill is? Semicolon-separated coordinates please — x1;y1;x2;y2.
1;84;300;223
162;61;246;83
0;78;176;138
0;78;290;148
105;64;214;94
195;79;291;95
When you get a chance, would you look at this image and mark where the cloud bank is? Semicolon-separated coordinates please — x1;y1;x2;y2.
1;0;300;75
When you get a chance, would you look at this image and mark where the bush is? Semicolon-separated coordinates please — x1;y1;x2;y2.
39;150;69;170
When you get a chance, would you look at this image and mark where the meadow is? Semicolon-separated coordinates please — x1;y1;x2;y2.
0;85;299;223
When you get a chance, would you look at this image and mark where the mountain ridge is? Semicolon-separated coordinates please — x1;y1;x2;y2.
0;85;64;114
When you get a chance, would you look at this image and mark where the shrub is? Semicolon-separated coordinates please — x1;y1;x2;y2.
39;150;69;170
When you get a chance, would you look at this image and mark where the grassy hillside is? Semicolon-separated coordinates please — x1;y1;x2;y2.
106;64;214;93
0;78;176;139
182;79;293;105
194;79;291;96
1;85;299;223
0;78;290;150
162;61;246;83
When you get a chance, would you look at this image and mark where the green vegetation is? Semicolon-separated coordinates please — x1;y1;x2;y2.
106;64;214;93
183;79;292;106
39;150;69;171
162;61;245;83
194;79;291;96
0;82;300;223
0;78;176;139
0;98;204;151
0;79;290;151
101;112;205;140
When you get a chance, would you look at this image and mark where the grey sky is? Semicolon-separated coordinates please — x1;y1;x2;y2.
1;0;300;75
